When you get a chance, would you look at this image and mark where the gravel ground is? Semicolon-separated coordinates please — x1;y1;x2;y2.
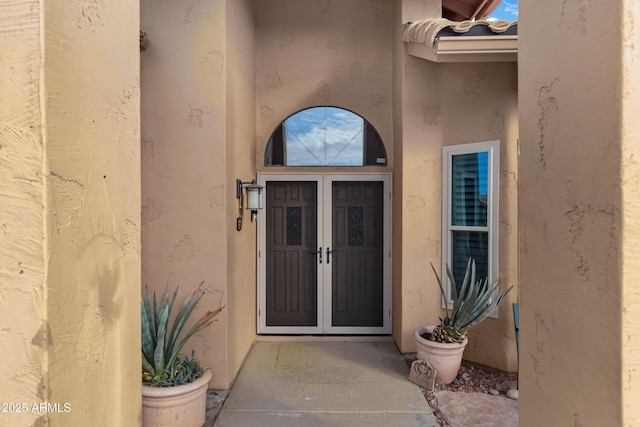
404;354;518;427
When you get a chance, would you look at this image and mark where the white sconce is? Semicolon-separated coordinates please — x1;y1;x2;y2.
236;179;263;228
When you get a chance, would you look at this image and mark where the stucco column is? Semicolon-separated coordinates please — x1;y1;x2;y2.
0;2;48;425
519;0;640;425
1;0;141;425
621;2;640;424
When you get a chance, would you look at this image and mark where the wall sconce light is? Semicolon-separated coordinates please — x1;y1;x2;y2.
236;179;263;228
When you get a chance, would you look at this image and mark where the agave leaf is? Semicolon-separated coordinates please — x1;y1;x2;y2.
166;305;224;372
185;306;225;337
143;287;153;332
450;260;476;327
430;257;512;343
447;262;459;307
158;286;171;313
458;278;494;327
153;304;170;375
142;280;224;386
142;352;155;377
461;283;509;329
162;286;180;360
165;282;205;363
151;290;157;335
430;263;450;319
460;284;513;330
448;259;473;324
460;274;482;324
141;297;156;367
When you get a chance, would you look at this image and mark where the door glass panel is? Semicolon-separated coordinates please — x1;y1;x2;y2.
286;207;302;246
348;207;364;246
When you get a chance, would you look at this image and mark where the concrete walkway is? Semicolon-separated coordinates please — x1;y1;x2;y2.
214;340;438;427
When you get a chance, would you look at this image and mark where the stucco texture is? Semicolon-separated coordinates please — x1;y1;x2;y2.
622;2;640;425
44;0;141;425
254;0;518;373
396;55;519;372
0;2;47;426
255;0;394;171
141;0;258;389
1;0;141;425
224;0;259;390
519;0;640;425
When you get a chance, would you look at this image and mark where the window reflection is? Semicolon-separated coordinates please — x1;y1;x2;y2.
451;152;488;227
264;106;387;167
450;151;489;286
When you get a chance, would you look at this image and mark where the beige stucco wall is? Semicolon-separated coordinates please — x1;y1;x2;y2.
224;0;258;387
253;0;518;372
396;57;519;372
1;0;141;425
141;0;257;389
622;2;640;424
520;0;640;424
0;2;47;425
255;0;394;171
393;0;519;372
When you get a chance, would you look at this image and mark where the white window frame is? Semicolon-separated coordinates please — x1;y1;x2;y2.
441;140;499;312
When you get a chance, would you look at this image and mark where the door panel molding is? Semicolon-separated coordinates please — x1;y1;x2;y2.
322;174;391;334
258;175;324;334
257;173;392;335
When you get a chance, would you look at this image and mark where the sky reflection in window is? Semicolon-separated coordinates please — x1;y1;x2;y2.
284;107;364;166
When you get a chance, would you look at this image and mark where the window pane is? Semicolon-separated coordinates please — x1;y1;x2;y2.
285;107;364;166
451;152;488;226
451;230;488;293
264;106;387;167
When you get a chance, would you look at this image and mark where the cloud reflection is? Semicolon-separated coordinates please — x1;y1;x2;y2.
285;107;364;166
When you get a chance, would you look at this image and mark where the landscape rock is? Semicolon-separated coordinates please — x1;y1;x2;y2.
506;389;519;400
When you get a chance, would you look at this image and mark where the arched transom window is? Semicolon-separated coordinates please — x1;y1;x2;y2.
264;106;387;167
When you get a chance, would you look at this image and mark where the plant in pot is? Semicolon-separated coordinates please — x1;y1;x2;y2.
141;281;224;427
414;258;512;384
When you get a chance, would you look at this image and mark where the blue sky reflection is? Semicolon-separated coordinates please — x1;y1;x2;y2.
284;107;364;166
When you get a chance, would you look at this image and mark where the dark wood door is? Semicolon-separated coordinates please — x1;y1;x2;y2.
265;182;318;326
330;181;384;327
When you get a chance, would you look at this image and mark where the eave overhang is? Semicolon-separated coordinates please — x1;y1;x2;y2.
403;18;518;63
407;35;517;63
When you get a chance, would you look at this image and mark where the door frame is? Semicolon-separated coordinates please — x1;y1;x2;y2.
257;173;392;335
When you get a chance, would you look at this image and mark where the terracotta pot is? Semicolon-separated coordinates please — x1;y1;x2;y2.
142;369;211;427
414;326;468;384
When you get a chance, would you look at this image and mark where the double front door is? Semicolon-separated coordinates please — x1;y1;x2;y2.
257;174;391;334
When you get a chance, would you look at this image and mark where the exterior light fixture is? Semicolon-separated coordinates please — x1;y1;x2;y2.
236;179;263;230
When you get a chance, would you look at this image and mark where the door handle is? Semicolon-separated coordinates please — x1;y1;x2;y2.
306;247;322;263
326;247;337;264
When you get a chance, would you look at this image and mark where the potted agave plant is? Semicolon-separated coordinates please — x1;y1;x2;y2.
141;281;224;427
414;258;512;384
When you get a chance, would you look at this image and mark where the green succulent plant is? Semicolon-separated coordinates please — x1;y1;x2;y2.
142;281;224;387
430;258;512;344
